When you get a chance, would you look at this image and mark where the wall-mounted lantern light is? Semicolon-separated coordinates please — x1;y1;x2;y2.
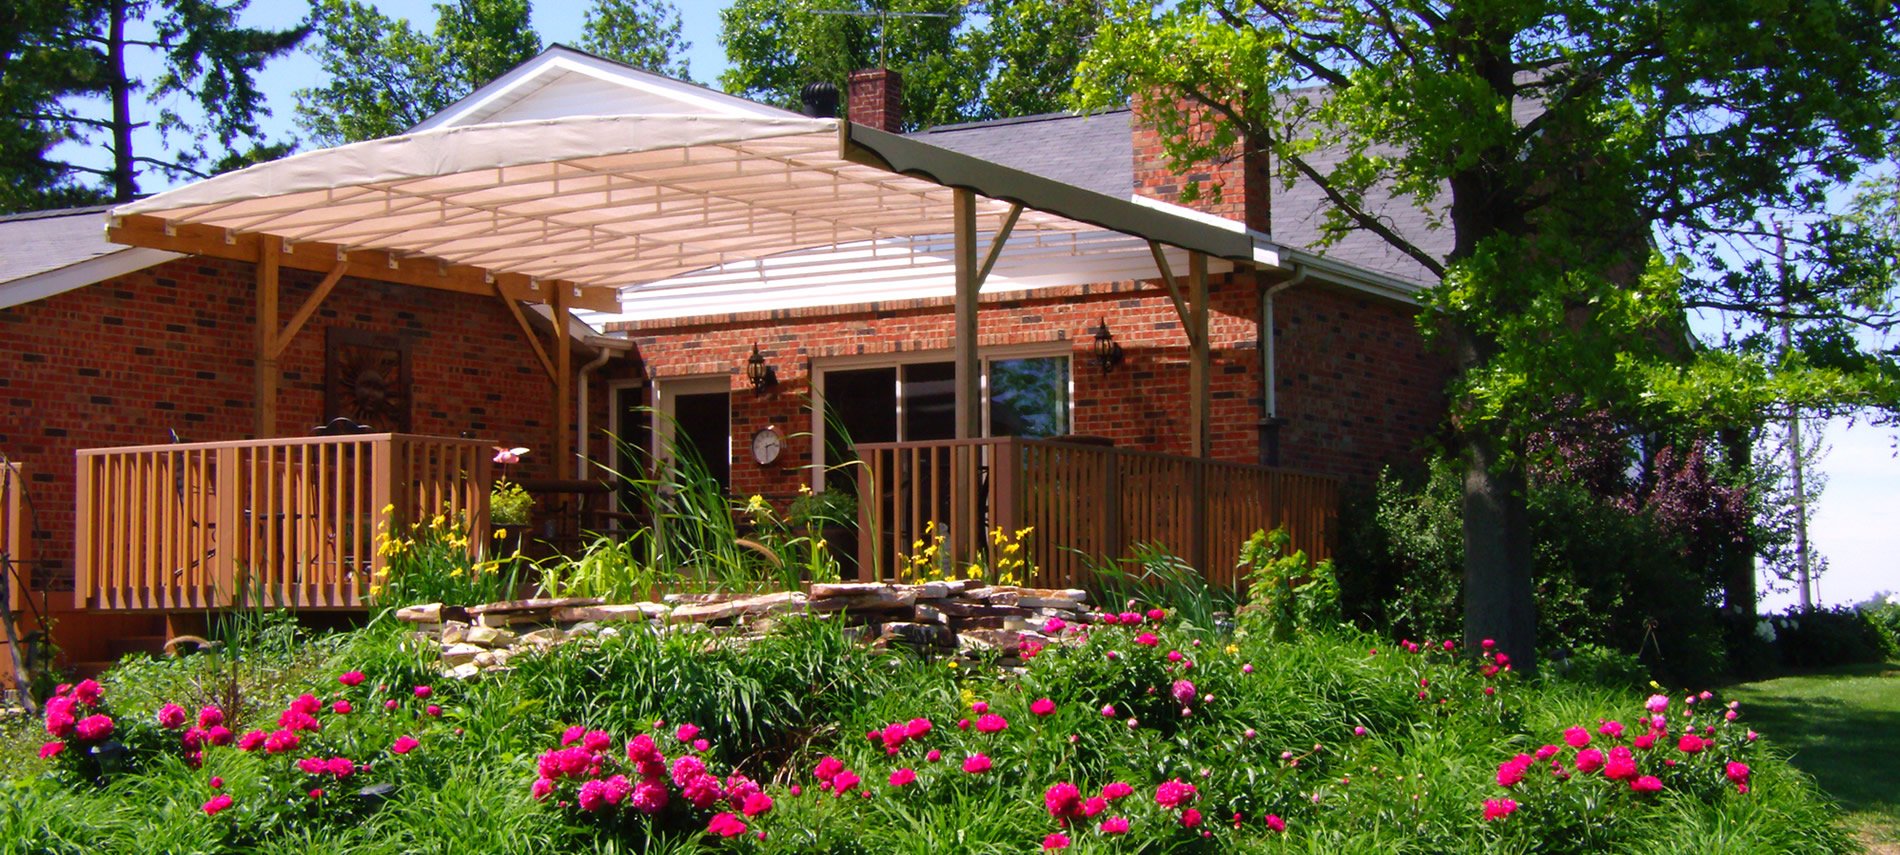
745;343;778;392
1092;319;1124;373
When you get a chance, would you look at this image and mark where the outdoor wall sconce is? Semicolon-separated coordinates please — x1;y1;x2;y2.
1092;319;1124;373
745;343;778;392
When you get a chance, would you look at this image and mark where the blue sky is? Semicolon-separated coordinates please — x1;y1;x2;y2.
104;1;1899;609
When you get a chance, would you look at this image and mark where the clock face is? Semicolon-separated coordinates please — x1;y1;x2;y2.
751;427;784;466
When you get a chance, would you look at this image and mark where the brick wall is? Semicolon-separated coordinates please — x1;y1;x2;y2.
612;270;1443;506
0;255;591;592
1132;96;1272;234
847;69;904;133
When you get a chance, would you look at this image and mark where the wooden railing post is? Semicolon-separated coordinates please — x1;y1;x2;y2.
369;436;396;584
73;455;92;610
214;447;240;606
4;462;28;612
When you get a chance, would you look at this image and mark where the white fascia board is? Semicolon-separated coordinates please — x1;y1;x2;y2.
1128;193;1275;244
414;51;793;132
0;247;181;310
1272;247;1430;305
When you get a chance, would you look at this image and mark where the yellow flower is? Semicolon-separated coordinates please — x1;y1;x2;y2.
946;660;959;669
814;539;827;550
382;503;396;516
369;584;384;596
449;567;465;578
798;483;812;495
493;528;508;540
1224;644;1240;656
432;513;447;531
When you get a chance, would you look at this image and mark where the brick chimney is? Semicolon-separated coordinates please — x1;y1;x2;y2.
1132;95;1270;233
847;68;904;133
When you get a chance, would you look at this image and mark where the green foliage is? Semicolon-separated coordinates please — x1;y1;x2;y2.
1764;607;1897;670
718;0;1117;131
1866;601;1900;655
580;0;692;79
1337;461;1729;683
1085;542;1238;631
488;479;531;529
294;0;540;146
0;615;1858;853
0;0;305;207
369;510;525;608
1236;527;1341;642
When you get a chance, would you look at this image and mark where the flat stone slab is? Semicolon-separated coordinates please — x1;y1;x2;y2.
669;591;807;624
467;597;603;615
440;643;484;666
807;587;916;612
553;603;670;623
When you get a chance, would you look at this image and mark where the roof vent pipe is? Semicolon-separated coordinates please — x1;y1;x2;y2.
800;81;840;118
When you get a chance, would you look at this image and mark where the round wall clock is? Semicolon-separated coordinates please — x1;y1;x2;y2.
751;426;784;466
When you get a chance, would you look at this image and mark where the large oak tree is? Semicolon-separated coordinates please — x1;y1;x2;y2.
1075;0;1900;669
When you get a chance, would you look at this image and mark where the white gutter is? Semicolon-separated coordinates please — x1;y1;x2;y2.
574;335;634;478
1261;265;1310;422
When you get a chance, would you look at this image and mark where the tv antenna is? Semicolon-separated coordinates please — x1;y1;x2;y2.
812;8;955;67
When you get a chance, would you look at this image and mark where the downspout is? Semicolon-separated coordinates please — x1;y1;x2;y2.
574;340;619;479
1259;265;1308;467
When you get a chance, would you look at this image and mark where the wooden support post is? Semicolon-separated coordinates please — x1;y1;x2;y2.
952;189;981;440
1188;252;1210;459
255;236;281;437
551;283;573;476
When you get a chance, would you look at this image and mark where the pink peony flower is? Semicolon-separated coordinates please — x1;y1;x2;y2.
1045;782;1083;818
1147;608;1166;622
1134;632;1160;647
888;768;917;787
1171;679;1198;705
1181;807;1203;828
1265;814;1287;832
692;738;710;752
582;730;612;753
1030;698;1057;717
1598;720;1626;739
830;770;860;795
1155;779;1198;810
195;705;223;729
392;735;420;755
298;757;328;775
426;704;441;718
1101;704;1117;717
412;686;432;699
264;729;301;754
74;714;115;742
157;703;188;729
1633;732;1658;750
1100;816;1131;835
1043;617;1067;634
1101;781;1135;801
1678;734;1706;754
1497;754;1533;787
531;778;555;801
1083;796;1107;817
675;723;701;743
707;812;748;838
905;717;932;738
39;741;64;759
1726;761;1751;785
332;700;353;715
1630;775;1664;793
925;749;942;763
741;791;774;817
209;776;223;789
962;754;992;774
1167;650;1184;663
971;701;989;714
326;756;355;777
631;779;670;813
1563;726;1591;749
338;671;365;687
384;700;399;711
1575;748;1605;774
290;693;322;715
236;730;267;752
1043;832;1071;850
975;714;1009;733
814;756;845;782
277;709;320;733
202;793;233;816
577;779;609;812
1603;746;1639;780
1645;694;1669;714
72;680;102;707
1482;798;1518;821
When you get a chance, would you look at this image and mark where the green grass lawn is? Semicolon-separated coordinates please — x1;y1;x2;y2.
1728;661;1900;852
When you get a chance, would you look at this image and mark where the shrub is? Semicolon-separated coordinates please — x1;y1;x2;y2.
1764;606;1896;668
1235;527;1341;641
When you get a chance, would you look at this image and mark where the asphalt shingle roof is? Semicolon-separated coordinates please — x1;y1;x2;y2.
0;205;122;286
908;110;1453;287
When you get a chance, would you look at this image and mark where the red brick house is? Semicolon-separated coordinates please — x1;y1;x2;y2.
0;47;1448;681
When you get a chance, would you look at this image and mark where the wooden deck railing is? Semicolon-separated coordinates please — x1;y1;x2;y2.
3;460;24;612
855;437;1338;590
75;434;492;611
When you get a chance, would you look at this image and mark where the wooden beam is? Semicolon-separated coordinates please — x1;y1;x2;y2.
109;215;620;312
1148;241;1199;349
255;236;281;438
974;203;1022;288
952;189;981;440
1188;252;1210;459
552;283;574;475
495;282;559;385
270;261;347;360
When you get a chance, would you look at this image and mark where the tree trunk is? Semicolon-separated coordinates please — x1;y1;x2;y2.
1460;429;1538;674
107;0;136;202
1718;427;1757;619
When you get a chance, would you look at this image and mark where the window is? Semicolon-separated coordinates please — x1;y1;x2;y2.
986;356;1070;438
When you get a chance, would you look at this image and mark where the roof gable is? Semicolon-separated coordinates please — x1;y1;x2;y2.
412;45;796;131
